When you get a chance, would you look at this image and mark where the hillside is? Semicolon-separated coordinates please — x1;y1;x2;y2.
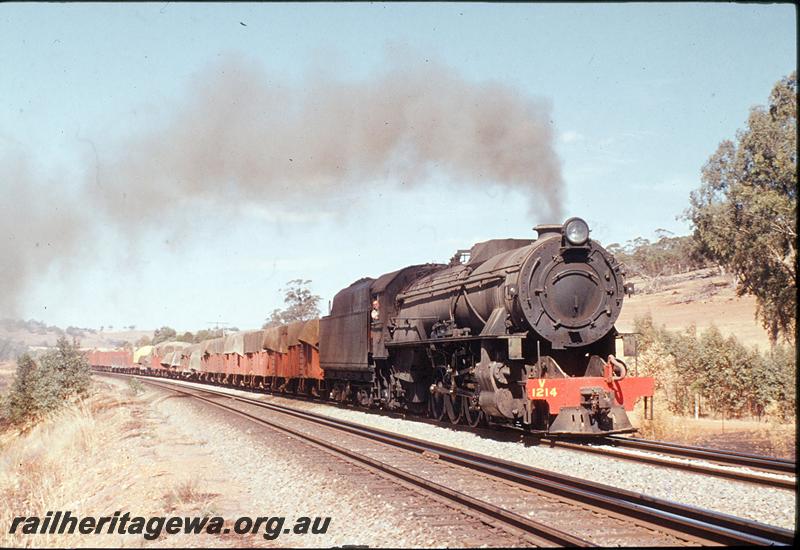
616;267;773;351
0;319;151;354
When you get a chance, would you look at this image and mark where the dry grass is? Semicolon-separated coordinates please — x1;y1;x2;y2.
0;397;111;547
163;478;219;517
629;405;796;459
629;407;682;441
617;268;772;351
0;380;226;548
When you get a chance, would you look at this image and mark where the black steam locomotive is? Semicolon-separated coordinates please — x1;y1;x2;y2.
319;217;653;435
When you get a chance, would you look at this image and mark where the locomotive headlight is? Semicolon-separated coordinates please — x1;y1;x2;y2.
564;217;590;246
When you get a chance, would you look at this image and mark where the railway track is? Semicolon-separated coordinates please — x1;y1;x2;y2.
124;376;591;547
352;405;796;491
97;372;794;546
94;367;795;491
538;436;796;490
258;381;795;491
605;435;796;474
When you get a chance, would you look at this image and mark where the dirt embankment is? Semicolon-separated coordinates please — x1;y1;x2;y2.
616;267;772;350
1;320;152;353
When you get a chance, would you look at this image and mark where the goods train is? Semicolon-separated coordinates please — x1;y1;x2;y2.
89;218;654;436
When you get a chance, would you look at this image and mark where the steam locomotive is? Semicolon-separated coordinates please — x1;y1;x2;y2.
320;217;653;435
89;217;653;436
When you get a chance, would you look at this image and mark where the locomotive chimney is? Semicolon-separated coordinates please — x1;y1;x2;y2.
533;224;563;239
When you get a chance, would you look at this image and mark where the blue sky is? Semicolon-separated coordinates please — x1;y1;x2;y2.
0;2;795;331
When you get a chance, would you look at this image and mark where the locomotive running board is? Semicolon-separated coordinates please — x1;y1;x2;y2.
385;333;528;347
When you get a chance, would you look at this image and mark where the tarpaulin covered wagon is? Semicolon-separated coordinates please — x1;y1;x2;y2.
85;349;133;371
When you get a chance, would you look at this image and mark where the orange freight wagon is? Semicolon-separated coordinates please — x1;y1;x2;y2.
223;332;245;377
242;330;267;378
262;326;286;380
285;321;306;381
201;337;225;377
87;349;133;369
297;319;322;381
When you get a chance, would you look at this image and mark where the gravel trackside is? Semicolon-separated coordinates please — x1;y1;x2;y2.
104;376;533;547
155;378;796;531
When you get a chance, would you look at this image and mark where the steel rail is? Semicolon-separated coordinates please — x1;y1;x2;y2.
605;435;796;473
94;367;794;491
538;438;796;490
122;374;794;546
310;393;796;491
327;395;796;490
137;376;593;547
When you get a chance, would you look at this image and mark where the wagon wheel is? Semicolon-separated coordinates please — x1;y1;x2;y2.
462;397;484;428
356;388;373;408
445;394;463;425
429;382;446;421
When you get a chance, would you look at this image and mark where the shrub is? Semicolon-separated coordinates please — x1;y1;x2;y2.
766;343;797;421
632;314;795;420
128;377;144;396
4;354;38;423
3;337;91;425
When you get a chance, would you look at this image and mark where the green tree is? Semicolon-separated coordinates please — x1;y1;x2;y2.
692;327;748;418
4;354;38;423
766;343;796;420
135;335;152;347
3;337;91;424
633;314;794;420
193;329;224;343
177;331;194;343
686;72;797;343
263;279;321;328
152;326;177;345
33;337;92;412
606;234;709;283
